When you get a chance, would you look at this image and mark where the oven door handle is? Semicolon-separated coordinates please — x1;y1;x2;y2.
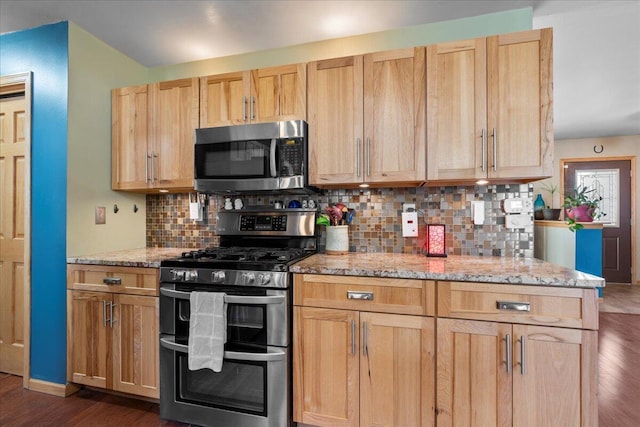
160;287;284;305
160;336;286;361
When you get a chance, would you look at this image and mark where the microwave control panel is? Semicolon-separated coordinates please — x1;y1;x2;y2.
279;139;303;176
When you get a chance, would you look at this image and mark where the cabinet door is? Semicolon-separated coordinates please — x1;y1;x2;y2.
293;307;359;427
487;28;553;180
251;64;306;123
149;77;199;189
112;294;159;399
200;71;248;127
512;325;597;427
426;38;488;182
436;318;512;427
111;85;150;190
308;56;364;186
364;48;426;184
360;313;435;427
67;291;111;389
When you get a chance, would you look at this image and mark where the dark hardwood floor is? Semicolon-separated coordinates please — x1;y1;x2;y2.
1;311;639;426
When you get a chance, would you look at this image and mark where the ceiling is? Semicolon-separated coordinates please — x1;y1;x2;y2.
1;0;639;140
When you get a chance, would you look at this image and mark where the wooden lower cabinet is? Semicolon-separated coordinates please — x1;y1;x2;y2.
67;265;160;399
293;306;435;427
436;318;597;427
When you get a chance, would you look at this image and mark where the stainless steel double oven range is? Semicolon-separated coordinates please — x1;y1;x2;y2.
159;207;316;427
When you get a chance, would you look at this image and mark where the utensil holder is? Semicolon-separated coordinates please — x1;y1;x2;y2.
326;225;349;255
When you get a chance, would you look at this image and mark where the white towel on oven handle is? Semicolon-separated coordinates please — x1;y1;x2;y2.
188;292;227;372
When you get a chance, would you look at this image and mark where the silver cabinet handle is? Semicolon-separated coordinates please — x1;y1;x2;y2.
242;96;247;122
351;320;356;355
356;138;361;177
362;321;368;356
151;152;158;182
251;96;256;120
103;277;122;285
481;128;487;172
102;300;108;328
145;151;150;183
491;128;497;172
518;336;526;375
347;291;374;301
496;301;531;312
110;302;116;328
505;334;512;373
365;137;371;177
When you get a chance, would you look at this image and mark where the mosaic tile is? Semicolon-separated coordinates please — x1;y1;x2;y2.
146;185;534;256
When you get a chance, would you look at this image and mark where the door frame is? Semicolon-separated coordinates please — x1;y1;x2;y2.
560;156;636;284
1;72;32;387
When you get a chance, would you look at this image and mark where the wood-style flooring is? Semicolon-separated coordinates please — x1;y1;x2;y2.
1;286;639;426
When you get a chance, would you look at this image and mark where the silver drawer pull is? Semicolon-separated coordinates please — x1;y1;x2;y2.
496;301;530;312
347;291;374;301
103;277;122;285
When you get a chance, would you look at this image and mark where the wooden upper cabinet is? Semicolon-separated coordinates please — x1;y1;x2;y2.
308;56;364;186
200;64;306;127
149;77;199;189
111;85;149;190
426;28;553;184
487;28;553;180
426;38;487;182
112;77;198;192
309;48;426;187
200;71;249;126
364;48;426;185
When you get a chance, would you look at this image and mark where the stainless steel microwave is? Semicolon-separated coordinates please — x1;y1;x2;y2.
194;120;316;194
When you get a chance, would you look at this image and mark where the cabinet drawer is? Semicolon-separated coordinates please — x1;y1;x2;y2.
67;264;159;296
437;281;599;330
294;274;435;316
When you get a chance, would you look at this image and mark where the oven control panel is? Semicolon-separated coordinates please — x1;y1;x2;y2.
240;214;287;231
170;269;198;282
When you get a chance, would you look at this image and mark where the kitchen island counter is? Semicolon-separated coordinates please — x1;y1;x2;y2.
67;247;188;268
290;252;604;288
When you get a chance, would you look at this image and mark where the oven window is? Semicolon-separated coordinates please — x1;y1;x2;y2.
177;353;267;416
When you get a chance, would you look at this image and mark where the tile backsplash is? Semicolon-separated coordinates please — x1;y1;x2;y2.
147;184;534;257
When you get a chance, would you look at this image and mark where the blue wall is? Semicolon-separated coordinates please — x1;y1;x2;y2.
1;22;68;384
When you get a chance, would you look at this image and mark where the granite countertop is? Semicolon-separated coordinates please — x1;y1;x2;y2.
290;253;605;288
67;247;189;268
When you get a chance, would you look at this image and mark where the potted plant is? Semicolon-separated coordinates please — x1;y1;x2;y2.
562;186;606;232
540;181;562;220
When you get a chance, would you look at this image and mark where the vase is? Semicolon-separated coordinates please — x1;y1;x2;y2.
534;194;546;220
565;204;594;222
326;225;349;254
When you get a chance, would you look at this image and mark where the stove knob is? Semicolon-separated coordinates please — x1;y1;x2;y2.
171;269;185;281
185;270;198;282
211;271;226;283
242;272;255;285
257;274;271;286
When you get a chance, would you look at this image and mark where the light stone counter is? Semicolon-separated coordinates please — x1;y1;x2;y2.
67;247;189;268
290;253;605;288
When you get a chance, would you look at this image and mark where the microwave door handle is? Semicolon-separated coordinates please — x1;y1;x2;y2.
270;139;277;177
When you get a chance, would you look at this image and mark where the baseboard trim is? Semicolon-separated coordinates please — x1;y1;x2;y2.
28;378;80;397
